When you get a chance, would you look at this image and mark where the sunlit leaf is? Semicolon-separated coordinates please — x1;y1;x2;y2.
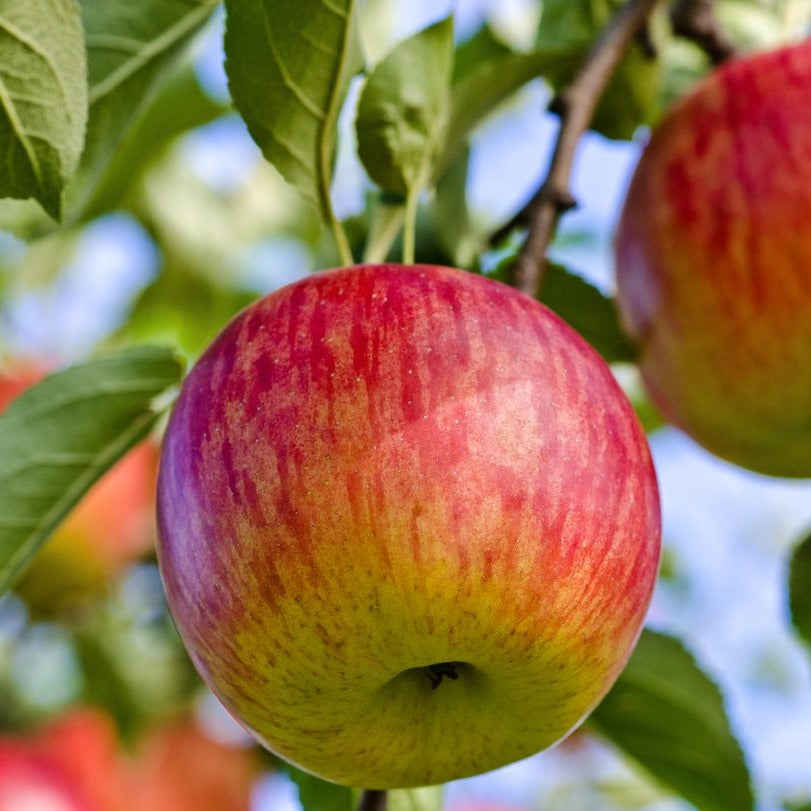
590;629;754;811
224;0;362;225
0;346;183;595
0;0;87;219
389;786;443;811
356;17;454;196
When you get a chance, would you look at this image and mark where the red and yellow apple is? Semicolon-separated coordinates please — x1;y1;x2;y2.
0;709;124;811
0;365;158;611
615;41;811;477
157;264;660;788
0;709;257;811
127;717;256;811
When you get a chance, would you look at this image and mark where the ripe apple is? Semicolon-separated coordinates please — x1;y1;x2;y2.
0;365;158;612
127;717;256;811
0;709;124;811
157;264;660;788
615;41;811;477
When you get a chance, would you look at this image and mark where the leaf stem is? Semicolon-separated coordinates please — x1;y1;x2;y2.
358;789;387;811
330;208;355;267
509;0;661;298
402;185;419;265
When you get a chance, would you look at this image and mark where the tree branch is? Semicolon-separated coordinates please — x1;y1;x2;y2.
670;0;737;65
509;0;661;298
358;790;387;811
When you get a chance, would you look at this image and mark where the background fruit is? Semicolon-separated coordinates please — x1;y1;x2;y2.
615;41;811;477
157;263;660;789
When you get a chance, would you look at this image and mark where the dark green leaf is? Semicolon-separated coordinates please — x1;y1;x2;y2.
224;0;362;223
789;531;811;646
539;263;636;363
452;24;512;84
0;346;184;595
356;17;454;196
590;629;754;811
487;259;636;363
68;0;218;218
286;765;354;811
0;0;87;219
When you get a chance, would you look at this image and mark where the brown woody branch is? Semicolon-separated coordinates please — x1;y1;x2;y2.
358;790;387;811
670;0;737;65
508;0;662;298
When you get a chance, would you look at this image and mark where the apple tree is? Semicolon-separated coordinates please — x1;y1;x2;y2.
1;1;810;810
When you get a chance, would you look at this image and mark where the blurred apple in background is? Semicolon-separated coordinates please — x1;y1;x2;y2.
0;364;158;614
127;716;257;811
615;41;811;477
0;709;125;811
0;708;258;811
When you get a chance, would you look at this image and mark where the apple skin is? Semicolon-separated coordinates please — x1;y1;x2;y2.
157;264;660;788
615;42;811;477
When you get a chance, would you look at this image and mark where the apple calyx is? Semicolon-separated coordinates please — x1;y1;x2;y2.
424;662;462;689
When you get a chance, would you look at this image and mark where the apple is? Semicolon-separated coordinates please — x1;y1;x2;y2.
0;365;158;612
0;709;124;811
615;41;811;477
127;717;257;811
157;264;660;788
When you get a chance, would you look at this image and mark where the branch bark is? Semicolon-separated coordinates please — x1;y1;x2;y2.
358;790;387;811
670;0;737;65
509;0;661;298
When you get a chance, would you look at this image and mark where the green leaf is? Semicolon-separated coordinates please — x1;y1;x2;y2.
486;259;636;364
452;24;512;83
78;62;225;222
440;48;574;178
433;145;481;269
539;263;636;363
0;346;184;595
286;765;354;811
224;0;362;225
68;0;218;218
0;0;87;219
590;629;754;811
536;0;661;141
789;531;811;646
356;16;454;197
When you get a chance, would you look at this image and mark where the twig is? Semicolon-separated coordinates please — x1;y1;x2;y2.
509;0;661;298
358;789;387;811
670;0;737;65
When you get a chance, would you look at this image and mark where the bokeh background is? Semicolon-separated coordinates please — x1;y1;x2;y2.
2;1;811;809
